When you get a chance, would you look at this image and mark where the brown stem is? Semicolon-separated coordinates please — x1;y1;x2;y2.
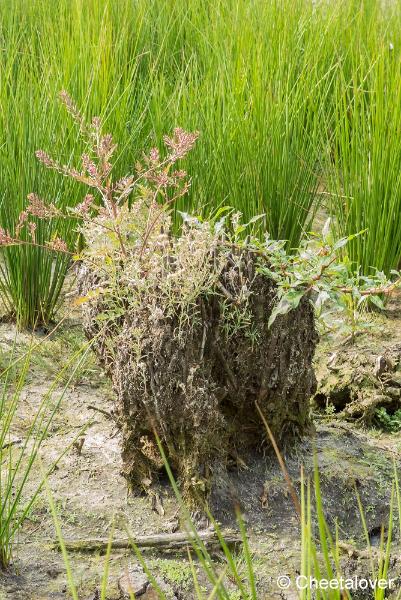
255;401;301;521
339;279;401;296
304;255;338;293
104;186;127;257
0;238;73;255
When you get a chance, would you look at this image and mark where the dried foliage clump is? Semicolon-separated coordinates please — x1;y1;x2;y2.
78;205;318;508
21;93;319;509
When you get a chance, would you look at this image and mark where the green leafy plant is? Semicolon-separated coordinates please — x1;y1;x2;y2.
374;408;401;433
5;94;400;350
5;0;401;328
259;219;401;340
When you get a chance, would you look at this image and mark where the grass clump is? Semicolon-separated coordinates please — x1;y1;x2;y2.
25;97;318;511
323;0;401;276
3;0;401;327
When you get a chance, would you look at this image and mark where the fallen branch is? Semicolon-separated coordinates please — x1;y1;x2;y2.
337;541;392;561
87;404;114;420
50;529;241;553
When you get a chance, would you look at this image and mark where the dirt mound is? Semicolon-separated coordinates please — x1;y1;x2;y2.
314;295;401;425
79;241;317;510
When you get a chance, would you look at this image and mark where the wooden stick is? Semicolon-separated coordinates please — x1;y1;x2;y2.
87;404;114;420
50;530;241;553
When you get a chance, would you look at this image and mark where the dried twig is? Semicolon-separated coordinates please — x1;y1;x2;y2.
50;529;241;553
87;404;114;420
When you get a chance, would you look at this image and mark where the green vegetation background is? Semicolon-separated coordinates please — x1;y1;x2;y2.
0;0;401;327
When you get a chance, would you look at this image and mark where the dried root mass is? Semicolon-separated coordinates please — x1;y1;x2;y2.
78;203;317;509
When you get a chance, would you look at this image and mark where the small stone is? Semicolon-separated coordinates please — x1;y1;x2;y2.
118;567;149;598
141;587;159;600
374;356;390;378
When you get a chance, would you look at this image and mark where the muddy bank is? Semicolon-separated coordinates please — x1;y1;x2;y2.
314;293;401;424
1;309;401;599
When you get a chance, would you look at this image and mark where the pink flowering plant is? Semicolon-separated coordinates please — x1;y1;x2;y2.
4;92;197;260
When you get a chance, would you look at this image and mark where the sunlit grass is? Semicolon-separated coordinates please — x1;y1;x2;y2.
0;0;400;327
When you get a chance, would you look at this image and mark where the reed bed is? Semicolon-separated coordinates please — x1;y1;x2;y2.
0;0;400;327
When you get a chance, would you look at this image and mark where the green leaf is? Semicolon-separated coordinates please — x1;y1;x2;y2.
369;295;385;310
333;237;348;250
268;291;304;327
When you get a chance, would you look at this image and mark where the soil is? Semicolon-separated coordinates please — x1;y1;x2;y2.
314;291;401;423
1;294;401;599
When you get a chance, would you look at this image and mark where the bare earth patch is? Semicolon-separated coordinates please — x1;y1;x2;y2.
1;308;401;599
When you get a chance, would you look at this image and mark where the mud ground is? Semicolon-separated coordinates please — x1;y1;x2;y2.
1;294;401;600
